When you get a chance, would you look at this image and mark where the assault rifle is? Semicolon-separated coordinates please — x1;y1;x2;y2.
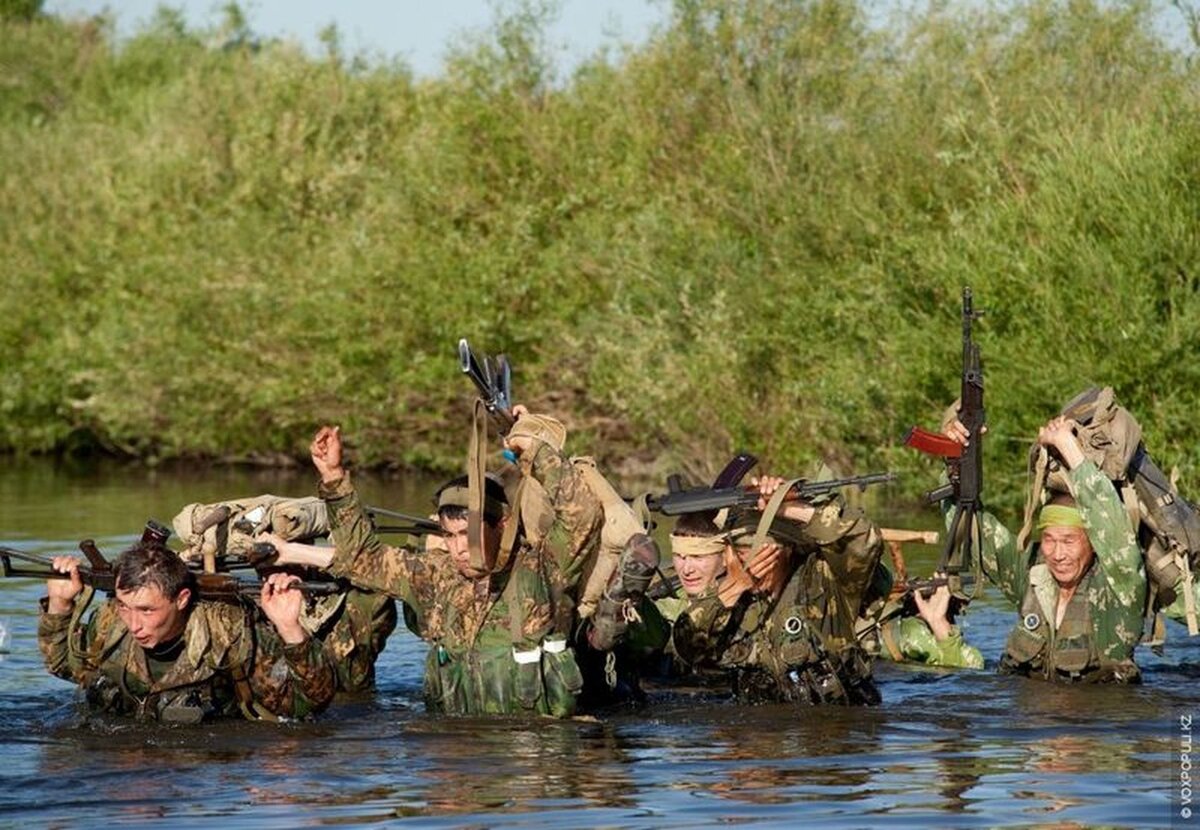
0;544;345;600
646;472;897;517
890;574;979;600
903;286;986;584
459;338;515;432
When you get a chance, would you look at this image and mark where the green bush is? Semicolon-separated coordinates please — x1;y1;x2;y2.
1;0;1198;516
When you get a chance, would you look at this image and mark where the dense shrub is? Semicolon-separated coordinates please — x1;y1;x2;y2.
2;0;1197;514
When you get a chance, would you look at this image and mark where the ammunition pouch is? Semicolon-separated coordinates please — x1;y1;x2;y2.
422;638;582;717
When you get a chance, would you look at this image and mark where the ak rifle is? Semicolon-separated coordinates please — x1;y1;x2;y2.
0;544;344;601
646;472;897;517
458;338;515;432
903;286;986;585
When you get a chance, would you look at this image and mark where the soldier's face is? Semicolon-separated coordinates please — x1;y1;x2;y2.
440;515;503;579
1040;526;1095;590
673;552;724;597
115;583;191;648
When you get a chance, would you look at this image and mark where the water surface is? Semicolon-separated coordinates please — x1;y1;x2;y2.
0;459;1191;828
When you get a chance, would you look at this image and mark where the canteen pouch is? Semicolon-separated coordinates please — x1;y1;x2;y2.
512;646;543;712
424;648;465;714
540;638;583;717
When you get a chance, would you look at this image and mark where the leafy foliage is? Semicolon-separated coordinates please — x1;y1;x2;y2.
1;1;1198;513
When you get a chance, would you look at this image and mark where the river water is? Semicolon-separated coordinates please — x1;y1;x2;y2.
0;458;1193;828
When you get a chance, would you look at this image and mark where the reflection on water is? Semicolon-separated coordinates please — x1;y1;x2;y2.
0;459;1189;827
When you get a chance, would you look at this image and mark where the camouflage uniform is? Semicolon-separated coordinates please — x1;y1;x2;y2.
38;592;336;722
320;471;587;717
671;499;884;704
860;567;985;669
299;588;397;693
977;460;1145;682
872;615;985;669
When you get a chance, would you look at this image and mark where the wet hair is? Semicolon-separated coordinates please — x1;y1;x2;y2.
434;474;508;527
671;511;722;538
114;542;194;601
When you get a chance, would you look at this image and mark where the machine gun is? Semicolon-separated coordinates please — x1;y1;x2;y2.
458;338;515;433
646;472;897;517
903;286;986;587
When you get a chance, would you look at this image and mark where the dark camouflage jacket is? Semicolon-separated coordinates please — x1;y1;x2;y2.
974;460;1145;682
321;472;585;717
299;587;397;693
671;499;884;704
38;594;336;722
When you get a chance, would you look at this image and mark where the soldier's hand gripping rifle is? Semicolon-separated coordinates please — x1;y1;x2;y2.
459;338;515;433
646;472;897;517
903;287;986;592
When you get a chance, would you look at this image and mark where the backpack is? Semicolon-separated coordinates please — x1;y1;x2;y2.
1019;386;1200;639
172;495;329;566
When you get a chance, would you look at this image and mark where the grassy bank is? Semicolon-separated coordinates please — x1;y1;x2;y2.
2;0;1198;512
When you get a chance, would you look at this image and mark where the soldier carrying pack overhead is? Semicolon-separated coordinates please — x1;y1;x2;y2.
1018;386;1200;645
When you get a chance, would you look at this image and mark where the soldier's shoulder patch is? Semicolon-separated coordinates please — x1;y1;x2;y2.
1023;612;1041;630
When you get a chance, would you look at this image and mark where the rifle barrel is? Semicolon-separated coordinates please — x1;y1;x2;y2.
648;472;896;516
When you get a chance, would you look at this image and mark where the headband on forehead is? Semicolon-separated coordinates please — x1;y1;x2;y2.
669;534;727;557
1036;504;1085;532
437;485;506;524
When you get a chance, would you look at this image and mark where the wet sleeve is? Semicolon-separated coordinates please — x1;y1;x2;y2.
37;602;75;680
319;472;424;609
250;623;338;719
670;590;737;667
798;501;884;617
889;616;984;669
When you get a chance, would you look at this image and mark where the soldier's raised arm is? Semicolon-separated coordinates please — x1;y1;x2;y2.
306;425;427;610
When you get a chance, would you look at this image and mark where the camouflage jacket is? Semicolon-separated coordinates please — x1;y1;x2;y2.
320;472;584;717
671;500;884;704
874;617;985;669
972;460;1145;682
299;587;397;693
38;594;336;722
513;443;605;631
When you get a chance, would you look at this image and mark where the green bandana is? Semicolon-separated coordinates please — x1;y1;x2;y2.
1036;504;1084;532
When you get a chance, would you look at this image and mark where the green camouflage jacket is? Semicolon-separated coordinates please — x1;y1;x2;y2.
38;594;336;722
299;587;397;693
320;472;584;717
671;500;884;704
973;460;1145;682
875;617;985;669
